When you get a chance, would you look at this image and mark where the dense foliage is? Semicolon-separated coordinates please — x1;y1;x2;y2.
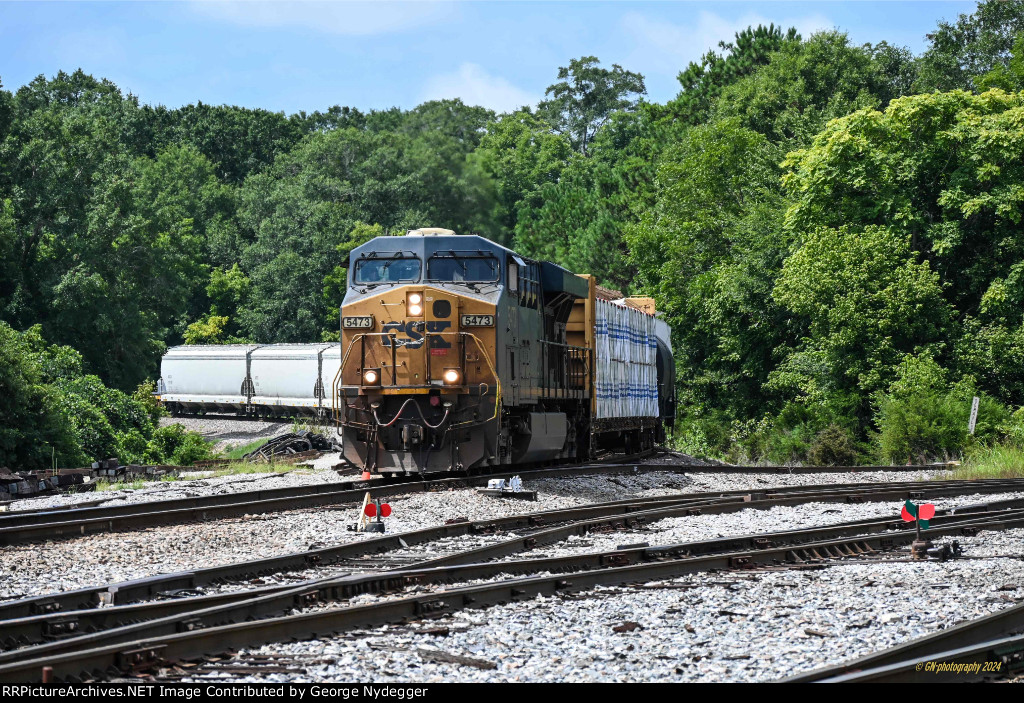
0;322;212;468
6;0;1024;466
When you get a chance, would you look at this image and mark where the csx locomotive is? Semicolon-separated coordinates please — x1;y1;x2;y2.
158;228;676;476
334;228;675;475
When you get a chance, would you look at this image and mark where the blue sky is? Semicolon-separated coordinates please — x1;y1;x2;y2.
0;1;979;115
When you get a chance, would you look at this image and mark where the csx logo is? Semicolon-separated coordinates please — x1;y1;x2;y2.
381;320;452;348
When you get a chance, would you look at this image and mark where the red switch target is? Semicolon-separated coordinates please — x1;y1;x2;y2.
380;503;392;518
364;503;377;517
919;503;936;520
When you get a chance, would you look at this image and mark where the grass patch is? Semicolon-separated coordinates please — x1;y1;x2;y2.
95;478;148;492
224;438;270;461
945;444;1024;479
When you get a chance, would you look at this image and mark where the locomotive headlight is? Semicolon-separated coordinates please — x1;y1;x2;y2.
442;368;462;385
362;368;381;386
407;293;423;317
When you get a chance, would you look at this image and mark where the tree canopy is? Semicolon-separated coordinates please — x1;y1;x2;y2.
6;0;1024;467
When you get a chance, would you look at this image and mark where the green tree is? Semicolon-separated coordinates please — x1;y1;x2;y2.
473;109;572;239
235;108;496;342
772;225;951;402
782;89;1024;328
713;31;915;146
152;102;304;184
538;56;646;156
628;119;788;418
917;0;1024;91
0;322;82;468
978;33;1024;90
662;24;801;127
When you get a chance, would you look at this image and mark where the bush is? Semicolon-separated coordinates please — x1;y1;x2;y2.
147;424;214;466
170;433;215;466
54;391;119;463
806;424;858;466
132;380;166;426
998;407;1024;447
873;354;1012;463
146;424;189;462
671;409;736;459
0;323;212;468
116;429;151;465
0;323;84;468
674;401;866;466
875;391;1009;463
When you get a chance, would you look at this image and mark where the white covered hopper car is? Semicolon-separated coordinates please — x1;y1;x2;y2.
157;343;340;418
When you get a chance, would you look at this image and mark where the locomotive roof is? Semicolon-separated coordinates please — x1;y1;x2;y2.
350;232;515;261
350;232;589;299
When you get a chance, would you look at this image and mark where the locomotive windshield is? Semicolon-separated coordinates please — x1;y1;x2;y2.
427;255;500;283
353;256;421;284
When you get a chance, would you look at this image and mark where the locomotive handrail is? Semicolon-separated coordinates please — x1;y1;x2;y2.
538;339;591;401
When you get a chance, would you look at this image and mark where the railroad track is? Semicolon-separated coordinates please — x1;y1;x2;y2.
4;494;1021;654
0;478;1017;619
786;581;1024;682
1;479;1023;681
0;454;948;547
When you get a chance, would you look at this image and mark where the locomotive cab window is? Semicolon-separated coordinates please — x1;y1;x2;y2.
426;255;499;283
353;256;421;285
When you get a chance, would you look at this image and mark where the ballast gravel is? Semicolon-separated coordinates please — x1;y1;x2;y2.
215;527;1024;683
0;466;1016;603
4;467;344;513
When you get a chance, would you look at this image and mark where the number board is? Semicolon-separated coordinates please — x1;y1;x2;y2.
342;316;374;329
461;314;494;327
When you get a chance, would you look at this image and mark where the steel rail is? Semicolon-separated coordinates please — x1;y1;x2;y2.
0;469;998;550
813;633;1024;682
0;461;684;545
0;459;939;528
5;507;1024;682
6;497;1024;654
0;492;732;621
404;491;1024;571
1;478;1020;622
785;591;1024;682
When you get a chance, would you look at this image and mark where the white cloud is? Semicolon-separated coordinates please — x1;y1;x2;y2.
188;0;455;36
622;10;834;79
421;63;539;113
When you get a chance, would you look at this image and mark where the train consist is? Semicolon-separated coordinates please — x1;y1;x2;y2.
158;228;675;475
